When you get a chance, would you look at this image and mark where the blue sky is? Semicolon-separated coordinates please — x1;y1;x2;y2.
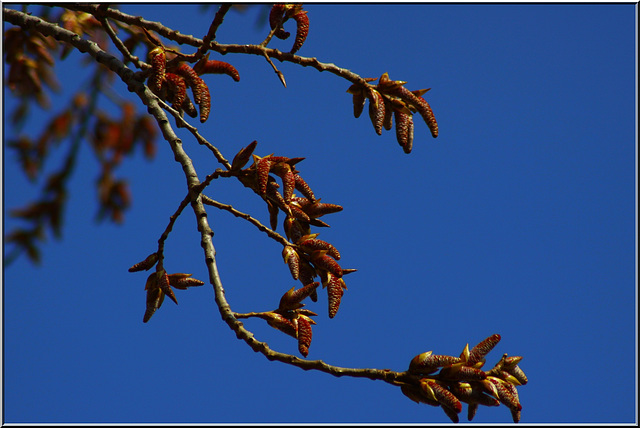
2;3;637;424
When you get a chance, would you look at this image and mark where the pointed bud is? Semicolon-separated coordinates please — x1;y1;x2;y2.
298;259;318;287
293;174;316;202
168;274;205;290
298;238;341;260
367;88;385;135
269;4;291;39
284;216;309;243
506;364;528;386
327;274;346;318
311;251;342;278
297;314;313;357
467;403;478;422
194;59;240;82
158;271;178;305
231;140;258;171
282;245;300;280
394;109;414;154
426;380;462;414
302;201;343;218
289;10;309;54
147;46;166;94
382;98;393;131
128;252;159;272
488;377;522;412
253;155;272;195
143;287;164;323
409;352;461;375
289;202;311;222
441;404;460;423
264;312;298;338
351;88;366;118
468;334;501;366
440;364;487;381
171;62;211;122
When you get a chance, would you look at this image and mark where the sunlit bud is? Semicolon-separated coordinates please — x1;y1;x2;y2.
409;352;461;375
266;178;288;211
468;334;501;366
284;216;309;243
289;10;309;54
169;275;205;290
296;314;313;357
171;62;211;122
293;174;316;202
158;270;178;305
382;98;393;131
488;377;522;412
507;364;528;386
289;202;311;222
298;238;341;260
269;4;291;39
327;274;346;318
298;259;318;287
263;312;297;338
424;380;462;414
193;58;240;82
311;251;342;278
231;140;258;171
144;272;158;291
367;88;385;135
351;88;366;118
147;46;166;94
128;252;159;272
282;245;300;280
499;370;522;386
302;201;343;218
143;287;164;323
253;155;272;195
394;110;414;154
440;364;487;381
460;343;471;362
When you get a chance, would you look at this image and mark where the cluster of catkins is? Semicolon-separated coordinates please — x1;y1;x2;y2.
128;252;206;322
268;3;309;54
348;72;438;154
147;47;240;123
227;140;355;356
400;334;527;423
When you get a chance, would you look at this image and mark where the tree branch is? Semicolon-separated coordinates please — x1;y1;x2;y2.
3;7;408;385
62;4;375;87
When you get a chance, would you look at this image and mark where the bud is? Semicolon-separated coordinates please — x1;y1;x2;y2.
297;315;313;357
468;334;501;366
282;245;300;280
289;10;309;54
128;252;159;272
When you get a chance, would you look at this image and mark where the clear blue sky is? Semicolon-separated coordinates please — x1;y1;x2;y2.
3;3;637;424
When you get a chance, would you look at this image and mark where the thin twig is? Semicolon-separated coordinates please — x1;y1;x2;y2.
3;5;416;389
201;195;291;247
63;4;375;88
180;3;232;62
156;192;192;271
153;96;232;170
263;51;287;88
94;12;142;68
